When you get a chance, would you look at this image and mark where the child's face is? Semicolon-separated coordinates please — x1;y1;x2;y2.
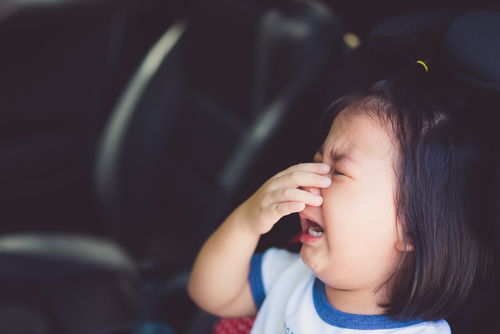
299;109;403;293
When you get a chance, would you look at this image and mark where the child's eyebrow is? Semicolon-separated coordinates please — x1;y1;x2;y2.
318;145;358;166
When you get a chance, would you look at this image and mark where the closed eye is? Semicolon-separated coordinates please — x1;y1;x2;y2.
314;152;344;177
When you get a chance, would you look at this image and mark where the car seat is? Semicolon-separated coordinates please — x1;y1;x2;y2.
0;0;183;236
0;1;344;333
94;0;343;264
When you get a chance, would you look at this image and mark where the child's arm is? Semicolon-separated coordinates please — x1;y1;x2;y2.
187;163;331;318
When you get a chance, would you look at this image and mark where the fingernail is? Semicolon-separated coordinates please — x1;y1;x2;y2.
320;164;330;171
315;195;323;203
321;177;331;186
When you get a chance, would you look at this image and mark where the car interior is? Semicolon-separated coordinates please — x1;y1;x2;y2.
0;1;498;333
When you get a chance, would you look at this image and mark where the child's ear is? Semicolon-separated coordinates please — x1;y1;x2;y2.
395;221;414;252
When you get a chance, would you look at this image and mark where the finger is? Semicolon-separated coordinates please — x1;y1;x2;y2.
273;162;330;179
270;188;323;207
270;201;306;218
268;170;332;191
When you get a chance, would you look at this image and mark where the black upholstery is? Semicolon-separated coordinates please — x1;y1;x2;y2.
94;0;344;266
0;233;140;334
0;233;136;279
0;1;344;333
0;0;116;234
0;0;181;236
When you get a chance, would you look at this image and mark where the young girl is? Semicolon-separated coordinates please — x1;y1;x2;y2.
187;66;496;333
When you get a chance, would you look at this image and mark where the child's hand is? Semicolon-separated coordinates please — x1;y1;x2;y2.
235;163;332;235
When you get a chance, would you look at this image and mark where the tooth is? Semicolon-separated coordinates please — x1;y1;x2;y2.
308;227;324;237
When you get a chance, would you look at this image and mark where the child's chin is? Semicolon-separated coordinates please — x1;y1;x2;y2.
299;246;324;273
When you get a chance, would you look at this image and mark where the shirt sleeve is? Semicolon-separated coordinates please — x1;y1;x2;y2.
248;247;299;309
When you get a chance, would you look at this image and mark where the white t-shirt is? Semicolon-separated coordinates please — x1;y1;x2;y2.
248;247;450;334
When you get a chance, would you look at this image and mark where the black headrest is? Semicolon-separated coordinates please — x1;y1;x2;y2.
366;9;500;92
363;10;500;333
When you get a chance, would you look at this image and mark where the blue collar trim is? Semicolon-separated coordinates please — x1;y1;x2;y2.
313;278;424;330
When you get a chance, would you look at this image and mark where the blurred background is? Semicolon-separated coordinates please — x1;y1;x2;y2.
0;0;498;333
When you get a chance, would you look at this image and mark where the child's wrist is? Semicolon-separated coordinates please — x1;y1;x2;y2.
229;205;262;237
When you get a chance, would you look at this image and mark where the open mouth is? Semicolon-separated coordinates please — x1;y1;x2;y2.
302;218;324;237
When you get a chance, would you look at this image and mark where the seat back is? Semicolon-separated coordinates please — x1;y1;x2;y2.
94;0;344;266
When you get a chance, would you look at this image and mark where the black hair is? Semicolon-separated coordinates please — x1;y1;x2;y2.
318;65;499;321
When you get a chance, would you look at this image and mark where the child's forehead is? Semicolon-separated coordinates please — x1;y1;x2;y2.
321;110;397;164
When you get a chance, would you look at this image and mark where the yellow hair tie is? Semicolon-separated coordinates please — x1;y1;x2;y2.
416;60;429;72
